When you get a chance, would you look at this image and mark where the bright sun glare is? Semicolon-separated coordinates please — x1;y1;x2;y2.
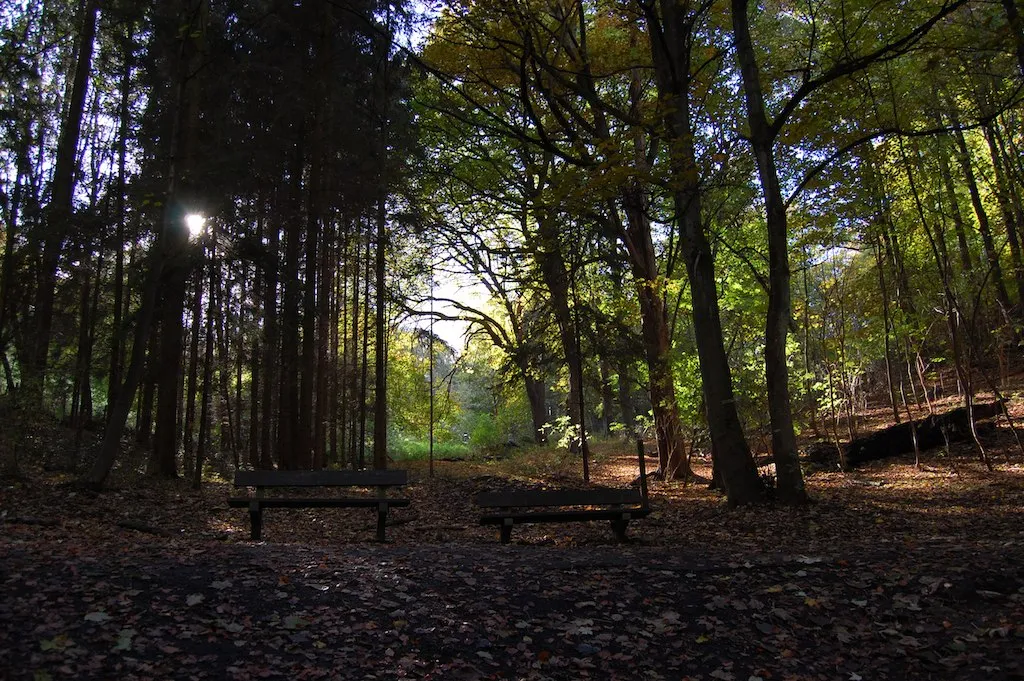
185;213;206;239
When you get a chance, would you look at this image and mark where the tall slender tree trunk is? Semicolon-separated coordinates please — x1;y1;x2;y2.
874;236;901;423
565;9;687;477
642;0;764;504
933;128;974;272
730;0;807;503
260;207;279;470
85;0;207;489
0;128;30;383
136;327;158;446
108;35;133;416
373;195;388;470
984;123;1024;309
183;267;203;476
278;142;304;469
617;191;692;479
1002;0;1024;78
194;255;216;488
953;124;1012;315
150;0;209;479
532;210;589;464
315;220;332;470
359;231;372;468
31;0;99;400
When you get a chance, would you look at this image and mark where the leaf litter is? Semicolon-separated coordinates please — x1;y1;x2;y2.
2;438;1023;680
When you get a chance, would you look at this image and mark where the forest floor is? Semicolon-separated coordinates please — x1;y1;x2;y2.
2;398;1024;680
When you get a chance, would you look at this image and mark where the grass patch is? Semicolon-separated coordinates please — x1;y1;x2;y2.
391;438;472;461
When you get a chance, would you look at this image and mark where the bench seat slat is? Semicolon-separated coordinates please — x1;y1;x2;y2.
475;488;644;508
228;497;410;509
480;507;651;525
234;469;407;488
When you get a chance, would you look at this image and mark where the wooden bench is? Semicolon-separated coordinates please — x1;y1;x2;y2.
476;488;651;544
228;469;410;542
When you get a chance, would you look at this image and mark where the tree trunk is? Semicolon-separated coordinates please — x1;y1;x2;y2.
260;206;279;470
194;255;216;488
107;35;133;417
643;0;764;504
183;267;204;477
533;210;588;461
933;127;974;273
277;141;304;469
1002;0;1024;78
953;124;1012;316
730;0;807;503
373;195;388;470
984;123;1024;309
599;354;615;436
136;327;158;447
358;233;371;469
31;0;99;399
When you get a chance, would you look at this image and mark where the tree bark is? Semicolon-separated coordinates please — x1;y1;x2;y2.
107;32;133;417
31;0;99;399
953;123;1012;316
933;127;974;273
983;123;1024;310
277;141;304;469
150;0;209;479
642;0;764;504
730;0;808;504
532;209;588;461
259;203;279;470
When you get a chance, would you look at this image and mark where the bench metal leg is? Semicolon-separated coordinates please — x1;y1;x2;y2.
249;500;263;541
500;519;513;544
610;518;628;542
376;503;388;542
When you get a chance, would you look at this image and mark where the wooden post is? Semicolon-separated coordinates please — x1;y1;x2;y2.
636;438;649;506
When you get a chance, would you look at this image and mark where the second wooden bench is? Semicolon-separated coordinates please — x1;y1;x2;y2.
228;469;410;542
476;488;650;544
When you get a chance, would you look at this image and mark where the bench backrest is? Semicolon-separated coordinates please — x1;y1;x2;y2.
234;469;407;488
476;488;643;508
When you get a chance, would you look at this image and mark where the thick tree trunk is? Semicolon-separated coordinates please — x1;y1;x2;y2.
731;0;807;504
643;0;764;504
616;190;692;480
524;375;548;444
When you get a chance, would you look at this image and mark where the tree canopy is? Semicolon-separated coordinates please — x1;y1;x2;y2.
0;0;1021;503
